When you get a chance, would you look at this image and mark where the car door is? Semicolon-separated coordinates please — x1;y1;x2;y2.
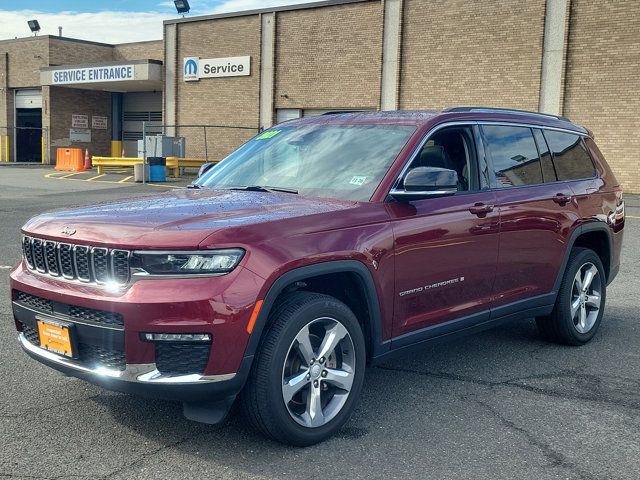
481;124;581;312
387;124;500;342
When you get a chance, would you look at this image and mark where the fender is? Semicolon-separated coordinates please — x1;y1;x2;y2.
551;221;613;295
243;260;388;362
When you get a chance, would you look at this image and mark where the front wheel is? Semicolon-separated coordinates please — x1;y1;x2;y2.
536;247;606;345
241;292;366;446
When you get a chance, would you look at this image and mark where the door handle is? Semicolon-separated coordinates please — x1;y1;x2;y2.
469;202;494;217
552;193;572;205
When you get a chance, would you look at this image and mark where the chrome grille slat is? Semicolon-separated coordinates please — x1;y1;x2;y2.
74;245;91;282
21;236;130;286
92;247;110;284
58;243;75;278
44;241;60;276
32;239;46;272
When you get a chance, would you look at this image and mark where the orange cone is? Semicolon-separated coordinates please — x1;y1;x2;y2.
84;149;91;170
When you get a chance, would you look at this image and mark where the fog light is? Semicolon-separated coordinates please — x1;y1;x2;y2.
143;333;211;342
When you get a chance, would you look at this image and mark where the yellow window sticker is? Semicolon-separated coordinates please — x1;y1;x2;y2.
256;130;282;140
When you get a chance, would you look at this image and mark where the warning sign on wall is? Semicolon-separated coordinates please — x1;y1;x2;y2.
71;114;88;129
92;116;108;130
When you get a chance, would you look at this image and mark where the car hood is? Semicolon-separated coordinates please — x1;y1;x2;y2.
22;189;358;248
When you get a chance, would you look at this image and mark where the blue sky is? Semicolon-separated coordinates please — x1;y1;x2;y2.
1;1;218;14
0;0;315;43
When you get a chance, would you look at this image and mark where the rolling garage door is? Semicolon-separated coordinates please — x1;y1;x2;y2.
122;91;162;157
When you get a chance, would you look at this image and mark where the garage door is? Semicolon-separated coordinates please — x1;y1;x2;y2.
122;91;162;157
15;89;42;109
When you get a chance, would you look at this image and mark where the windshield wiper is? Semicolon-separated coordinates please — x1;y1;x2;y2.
229;185;298;194
187;183;203;189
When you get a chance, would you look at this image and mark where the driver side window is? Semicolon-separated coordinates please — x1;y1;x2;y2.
403;126;479;192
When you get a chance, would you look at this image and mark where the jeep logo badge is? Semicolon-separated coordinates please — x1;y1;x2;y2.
61;226;76;236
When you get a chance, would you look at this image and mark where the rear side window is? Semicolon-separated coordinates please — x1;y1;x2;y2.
482;125;542;187
544;130;595;181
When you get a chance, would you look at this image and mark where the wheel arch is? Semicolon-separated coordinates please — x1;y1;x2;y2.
244;260;387;363
553;222;613;295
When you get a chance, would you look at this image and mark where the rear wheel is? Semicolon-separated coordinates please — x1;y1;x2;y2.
241;292;366;446
536;247;606;345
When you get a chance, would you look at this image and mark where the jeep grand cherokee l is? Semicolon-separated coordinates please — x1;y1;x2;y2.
10;108;624;446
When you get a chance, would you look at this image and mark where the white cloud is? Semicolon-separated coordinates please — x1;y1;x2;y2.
0;10;168;43
210;0;322;13
0;1;325;44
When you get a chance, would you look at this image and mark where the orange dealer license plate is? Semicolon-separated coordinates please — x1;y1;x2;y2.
36;319;75;358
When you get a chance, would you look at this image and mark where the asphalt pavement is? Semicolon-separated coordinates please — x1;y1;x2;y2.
0;166;638;480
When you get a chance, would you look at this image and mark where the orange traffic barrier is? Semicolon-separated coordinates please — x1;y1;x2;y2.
55;148;85;172
84;149;92;170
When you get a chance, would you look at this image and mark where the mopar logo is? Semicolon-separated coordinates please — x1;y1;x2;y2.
183;57;199;81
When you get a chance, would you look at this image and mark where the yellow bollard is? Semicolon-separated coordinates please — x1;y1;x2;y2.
4;135;8;162
41;136;45;164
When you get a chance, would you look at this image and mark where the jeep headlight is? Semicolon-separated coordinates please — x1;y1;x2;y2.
131;249;245;275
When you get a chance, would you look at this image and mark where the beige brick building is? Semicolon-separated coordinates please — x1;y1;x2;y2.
0;36;162;162
0;0;638;191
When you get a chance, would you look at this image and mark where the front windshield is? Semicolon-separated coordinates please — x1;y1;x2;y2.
199;123;416;201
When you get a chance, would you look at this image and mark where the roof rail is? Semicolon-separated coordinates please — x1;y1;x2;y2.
321;110;364;116
443;106;572;123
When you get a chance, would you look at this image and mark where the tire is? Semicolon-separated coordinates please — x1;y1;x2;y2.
536;247;606;345
240;291;366;446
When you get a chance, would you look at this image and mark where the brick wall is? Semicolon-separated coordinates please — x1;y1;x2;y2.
563;0;640;192
114;41;163;61
400;0;546;111
47;87;111;161
48;38;113;65
275;2;383;111
175;16;261;160
0;37;50;88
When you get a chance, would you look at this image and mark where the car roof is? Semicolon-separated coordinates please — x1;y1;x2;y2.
282;108;589;135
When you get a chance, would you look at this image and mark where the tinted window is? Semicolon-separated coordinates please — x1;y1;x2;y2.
533;128;557;182
482;125;542;187
544;130;595;180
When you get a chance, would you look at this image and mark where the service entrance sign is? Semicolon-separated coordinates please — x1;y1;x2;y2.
183;56;251;81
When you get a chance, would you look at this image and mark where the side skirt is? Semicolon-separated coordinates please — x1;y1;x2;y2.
370;293;555;366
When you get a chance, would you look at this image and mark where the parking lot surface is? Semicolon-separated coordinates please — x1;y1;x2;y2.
1;166;638;480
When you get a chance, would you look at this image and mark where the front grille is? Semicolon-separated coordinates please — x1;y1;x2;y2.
78;343;126;371
19;322;126;371
16;291;53;313
22;324;40;345
155;343;211;376
68;305;124;327
15;291;123;328
21;237;131;285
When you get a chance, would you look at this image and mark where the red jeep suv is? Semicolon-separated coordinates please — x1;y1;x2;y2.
10;108;624;445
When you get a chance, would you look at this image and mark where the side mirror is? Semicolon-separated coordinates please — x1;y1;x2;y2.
390;166;458;200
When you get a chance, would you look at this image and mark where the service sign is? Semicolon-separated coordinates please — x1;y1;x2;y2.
71;114;88;129
52;65;135;85
92;116;108;130
183;56;251;81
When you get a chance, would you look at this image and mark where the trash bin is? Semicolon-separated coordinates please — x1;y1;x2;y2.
148;157;167;182
133;163;150;183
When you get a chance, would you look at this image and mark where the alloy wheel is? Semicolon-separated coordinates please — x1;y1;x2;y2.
281;317;355;428
571;262;602;334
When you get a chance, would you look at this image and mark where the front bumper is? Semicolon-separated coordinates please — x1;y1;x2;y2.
19;332;252;402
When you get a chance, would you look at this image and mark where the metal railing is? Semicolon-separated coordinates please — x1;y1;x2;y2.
140;122;259;183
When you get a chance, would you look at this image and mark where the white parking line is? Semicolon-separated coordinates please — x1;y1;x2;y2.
0;265;12;269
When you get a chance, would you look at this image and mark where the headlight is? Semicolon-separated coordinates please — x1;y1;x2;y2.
131;249;244;275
